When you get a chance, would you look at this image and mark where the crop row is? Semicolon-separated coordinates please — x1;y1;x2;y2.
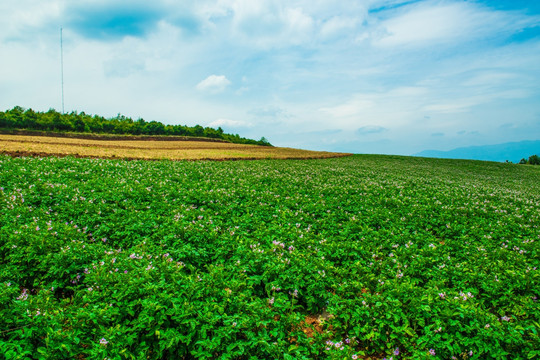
0;155;539;359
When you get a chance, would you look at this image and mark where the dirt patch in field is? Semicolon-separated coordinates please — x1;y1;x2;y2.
0;138;271;151
0;150;351;162
0;134;352;161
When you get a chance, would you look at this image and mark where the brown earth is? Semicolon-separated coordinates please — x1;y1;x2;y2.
0;134;351;161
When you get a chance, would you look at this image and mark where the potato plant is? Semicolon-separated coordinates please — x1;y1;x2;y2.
0;154;539;359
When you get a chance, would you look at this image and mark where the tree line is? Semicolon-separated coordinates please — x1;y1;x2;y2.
519;154;540;165
0;106;271;146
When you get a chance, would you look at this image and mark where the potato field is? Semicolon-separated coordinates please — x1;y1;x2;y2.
0;154;539;359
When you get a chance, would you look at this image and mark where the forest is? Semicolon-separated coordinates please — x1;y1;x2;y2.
0;106;271;146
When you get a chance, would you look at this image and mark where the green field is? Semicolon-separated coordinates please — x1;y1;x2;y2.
1;154;539;359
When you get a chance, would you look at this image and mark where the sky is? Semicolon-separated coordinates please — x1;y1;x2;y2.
1;0;539;155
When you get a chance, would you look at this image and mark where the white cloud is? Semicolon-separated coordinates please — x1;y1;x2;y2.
224;1;315;47
376;3;473;47
248;105;289;118
208;118;252;128
319;87;428;128
197;0;370;48
0;0;61;42
1;0;540;156
373;2;538;48
283;7;314;45
357;125;388;135
422;102;472;114
421;87;533;115
196;75;231;93
319;16;359;39
320;98;375;118
462;72;517;87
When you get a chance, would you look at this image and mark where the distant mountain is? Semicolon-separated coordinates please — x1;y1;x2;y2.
415;140;540;163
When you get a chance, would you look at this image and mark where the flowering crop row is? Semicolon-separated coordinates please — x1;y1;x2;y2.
0;154;539;359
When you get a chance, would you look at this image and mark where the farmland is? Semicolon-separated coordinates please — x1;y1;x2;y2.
1;154;539;359
0;134;348;160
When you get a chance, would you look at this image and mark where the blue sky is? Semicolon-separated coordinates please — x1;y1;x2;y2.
1;0;539;154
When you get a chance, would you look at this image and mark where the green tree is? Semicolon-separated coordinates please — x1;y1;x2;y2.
258;137;271;146
23;108;38;129
73;117;87;132
0;110;7;128
193;125;204;137
7;106;25;128
144;121;165;135
0;105;271;146
528;154;540;165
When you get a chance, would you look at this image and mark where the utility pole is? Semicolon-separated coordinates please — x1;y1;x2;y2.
60;27;65;114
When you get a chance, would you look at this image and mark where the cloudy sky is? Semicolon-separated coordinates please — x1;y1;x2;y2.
1;0;539;154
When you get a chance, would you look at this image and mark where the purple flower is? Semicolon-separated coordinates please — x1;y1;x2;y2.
100;338;108;346
16;289;28;301
429;349;436;356
394;347;400;355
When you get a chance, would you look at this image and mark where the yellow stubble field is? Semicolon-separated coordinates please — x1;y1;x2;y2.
0;134;351;161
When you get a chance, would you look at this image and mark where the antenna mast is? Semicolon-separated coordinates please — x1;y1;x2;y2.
60;27;65;114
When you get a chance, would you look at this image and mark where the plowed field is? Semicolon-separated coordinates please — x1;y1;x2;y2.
0;134;350;160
